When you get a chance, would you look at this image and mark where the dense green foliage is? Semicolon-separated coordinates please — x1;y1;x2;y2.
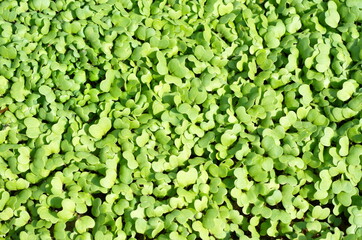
0;0;361;239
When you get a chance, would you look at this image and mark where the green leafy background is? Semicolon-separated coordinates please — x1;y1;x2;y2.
0;0;361;239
